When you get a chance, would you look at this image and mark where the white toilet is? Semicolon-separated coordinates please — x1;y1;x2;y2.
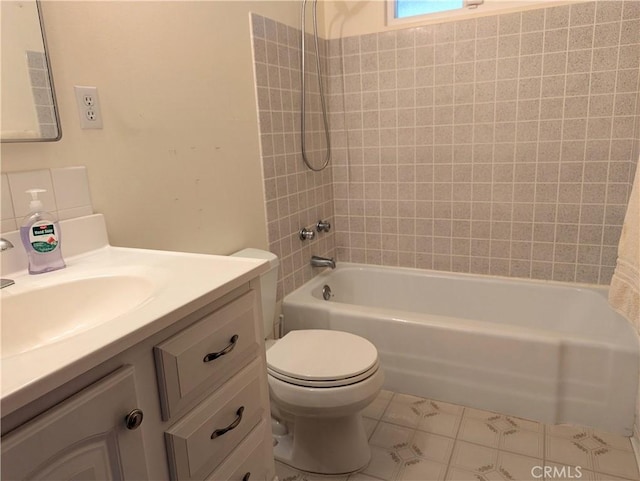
232;249;384;475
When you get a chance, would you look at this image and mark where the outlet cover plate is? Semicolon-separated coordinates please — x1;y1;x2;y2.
74;86;103;129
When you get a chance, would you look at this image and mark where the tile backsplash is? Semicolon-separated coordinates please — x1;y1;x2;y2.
251;14;335;301
326;1;640;284
253;2;639;290
1;166;93;232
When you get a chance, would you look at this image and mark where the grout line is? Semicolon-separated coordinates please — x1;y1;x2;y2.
547;5;571;284
574;3;597;284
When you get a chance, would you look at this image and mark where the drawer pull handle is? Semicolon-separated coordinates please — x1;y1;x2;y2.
211;406;244;439
242;473;251;481
203;334;239;363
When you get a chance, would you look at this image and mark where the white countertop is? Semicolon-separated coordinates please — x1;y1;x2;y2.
1;215;269;415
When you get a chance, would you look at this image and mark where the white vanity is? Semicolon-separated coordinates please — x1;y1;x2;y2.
1;214;276;481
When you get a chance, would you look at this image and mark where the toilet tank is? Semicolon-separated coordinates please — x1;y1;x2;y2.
231;248;279;338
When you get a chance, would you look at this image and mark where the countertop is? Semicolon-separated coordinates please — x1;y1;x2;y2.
1;214;269;416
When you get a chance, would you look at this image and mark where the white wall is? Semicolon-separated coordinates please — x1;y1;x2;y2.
1;1;300;254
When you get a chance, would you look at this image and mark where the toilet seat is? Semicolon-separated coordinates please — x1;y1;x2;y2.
266;330;379;388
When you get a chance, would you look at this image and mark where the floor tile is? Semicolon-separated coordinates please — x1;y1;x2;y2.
418;410;462;438
382;397;463;437
381;400;424;430
370;422;414;450
591;446;639;479
379;390;394;401
412;430;455;463
347;474;385;481
593;472;639;481
275;461;310;481
363;417;379;439
465;407;542;433
546;430;639;479
591;430;634;452
447;440;543;480
276;391;640;481
364;392;394;420
545;424;589;439
363;446;402;480
369;422;455;466
397;458;448;481
458;416;544;458
306;475;349;481
545;434;592;468
276;461;348;481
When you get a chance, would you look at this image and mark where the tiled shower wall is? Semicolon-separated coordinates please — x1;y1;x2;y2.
328;1;640;284
251;14;335;301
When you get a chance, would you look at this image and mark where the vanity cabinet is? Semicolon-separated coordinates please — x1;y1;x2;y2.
1;366;147;480
1;282;275;481
156;288;272;481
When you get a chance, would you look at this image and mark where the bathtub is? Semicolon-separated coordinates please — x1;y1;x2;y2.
282;263;639;435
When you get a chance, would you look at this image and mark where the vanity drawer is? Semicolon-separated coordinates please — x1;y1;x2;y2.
204;419;271;481
165;360;266;481
155;290;260;420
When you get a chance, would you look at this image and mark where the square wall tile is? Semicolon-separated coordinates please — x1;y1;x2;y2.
254;5;639;288
7;169;57;218
51;167;93;211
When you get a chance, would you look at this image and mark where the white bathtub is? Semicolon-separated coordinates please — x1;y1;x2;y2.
282;263;639;435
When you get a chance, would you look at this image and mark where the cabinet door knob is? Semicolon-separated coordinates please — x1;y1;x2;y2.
124;408;144;430
242;473;251;481
211;406;244;439
203;334;239;363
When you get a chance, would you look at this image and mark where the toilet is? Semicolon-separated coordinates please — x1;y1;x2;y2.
232;249;384;475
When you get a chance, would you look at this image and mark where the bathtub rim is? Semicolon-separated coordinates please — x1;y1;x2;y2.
284;262;636;351
302;262;611;296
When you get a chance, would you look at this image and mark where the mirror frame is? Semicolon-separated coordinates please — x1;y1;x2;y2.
1;0;62;143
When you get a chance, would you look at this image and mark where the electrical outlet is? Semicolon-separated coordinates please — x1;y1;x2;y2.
74;86;103;129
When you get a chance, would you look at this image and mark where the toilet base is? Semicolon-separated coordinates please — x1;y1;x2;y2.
272;414;371;475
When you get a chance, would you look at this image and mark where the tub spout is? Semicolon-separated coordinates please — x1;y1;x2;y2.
310;255;336;269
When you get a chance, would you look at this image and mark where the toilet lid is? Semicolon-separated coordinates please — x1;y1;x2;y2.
266;330;379;383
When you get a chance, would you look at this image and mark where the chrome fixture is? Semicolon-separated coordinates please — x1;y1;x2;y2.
310;255;336;269
322;284;332;301
300;0;331;172
299;227;316;241
1;238;15;289
0;238;14;251
316;220;331;233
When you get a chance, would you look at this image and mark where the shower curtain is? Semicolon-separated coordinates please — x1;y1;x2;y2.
609;161;640;327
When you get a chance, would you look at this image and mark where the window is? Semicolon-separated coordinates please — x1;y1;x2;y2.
388;0;484;25
396;0;464;19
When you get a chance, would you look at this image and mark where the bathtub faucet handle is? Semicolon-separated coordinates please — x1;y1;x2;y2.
316;220;331;233
299;227;316;241
310;255;336;269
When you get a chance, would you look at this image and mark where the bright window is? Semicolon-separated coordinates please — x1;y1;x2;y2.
387;0;484;26
395;0;464;19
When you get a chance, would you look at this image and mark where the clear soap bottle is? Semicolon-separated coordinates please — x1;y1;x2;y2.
19;189;66;274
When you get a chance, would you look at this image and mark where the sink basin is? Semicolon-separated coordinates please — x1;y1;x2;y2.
1;275;155;358
0;214;269;415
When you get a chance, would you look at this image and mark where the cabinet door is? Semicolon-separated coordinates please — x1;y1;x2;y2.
1;366;148;481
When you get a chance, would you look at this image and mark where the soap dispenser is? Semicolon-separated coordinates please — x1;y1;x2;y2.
19;189;66;274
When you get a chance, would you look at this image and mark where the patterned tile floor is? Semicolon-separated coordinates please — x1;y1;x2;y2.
275;390;640;481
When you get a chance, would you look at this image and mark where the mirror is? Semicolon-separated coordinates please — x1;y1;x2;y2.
1;1;61;142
